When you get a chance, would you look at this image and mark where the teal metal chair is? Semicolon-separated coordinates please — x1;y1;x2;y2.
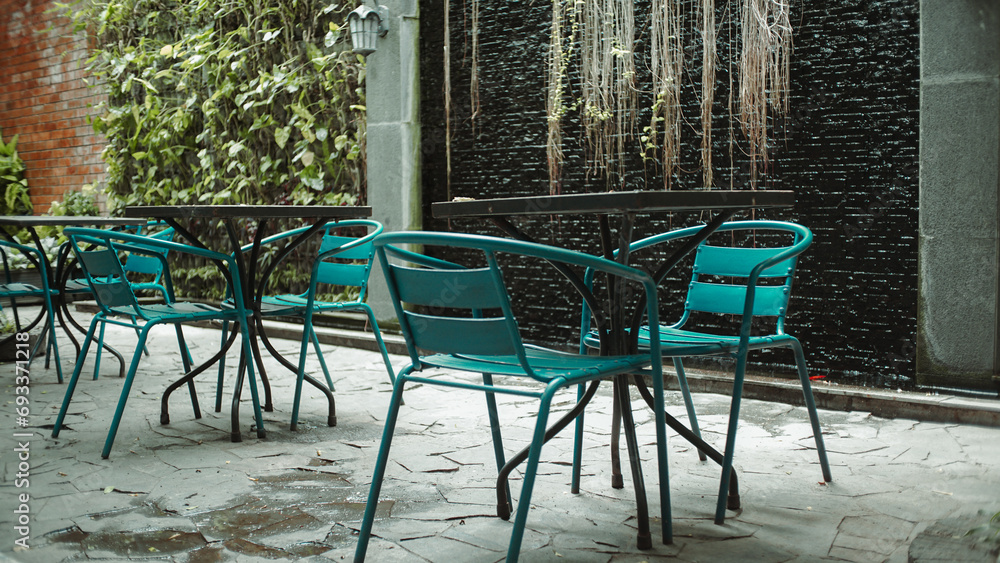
582;220;832;525
51;227;264;459
355;231;670;563
217;219;395;430
0;238;63;381
61;221;188;377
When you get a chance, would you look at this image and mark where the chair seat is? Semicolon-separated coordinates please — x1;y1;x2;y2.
0;282;49;296
423;345;652;382
64;278;92;293
108;301;240;321
642;326;795;356
584;327;793;357
257;294;367;315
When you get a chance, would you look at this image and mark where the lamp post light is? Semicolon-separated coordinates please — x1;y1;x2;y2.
348;4;389;56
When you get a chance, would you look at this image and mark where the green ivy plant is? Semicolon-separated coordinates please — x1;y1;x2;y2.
0;129;32;217
55;0;368;298
59;0;367;213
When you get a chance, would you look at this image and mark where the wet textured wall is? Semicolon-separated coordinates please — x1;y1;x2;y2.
418;0;919;388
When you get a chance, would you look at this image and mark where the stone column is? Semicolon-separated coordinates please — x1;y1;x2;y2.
918;0;1000;389
363;0;421;321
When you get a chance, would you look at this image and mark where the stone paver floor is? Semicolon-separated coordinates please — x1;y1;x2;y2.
1;319;999;562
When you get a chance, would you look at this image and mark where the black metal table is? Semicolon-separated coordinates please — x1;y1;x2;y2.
433;189;795;536
0;215;148;379
124;205;372;441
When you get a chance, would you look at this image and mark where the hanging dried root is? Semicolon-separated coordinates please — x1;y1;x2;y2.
739;0;792;187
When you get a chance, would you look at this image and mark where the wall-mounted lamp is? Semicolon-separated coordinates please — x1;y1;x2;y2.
348;4;389;56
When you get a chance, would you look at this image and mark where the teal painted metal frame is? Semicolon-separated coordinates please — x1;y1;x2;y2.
0;239;63;381
582;220;832;524
355;231;671;563
216;219;396;430
51;227;263;459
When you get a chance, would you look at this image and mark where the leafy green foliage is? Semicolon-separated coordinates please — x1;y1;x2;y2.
56;0;368;298
0;130;32;217
60;0;367;213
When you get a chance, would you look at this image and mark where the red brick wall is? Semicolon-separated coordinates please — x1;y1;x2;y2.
0;0;106;213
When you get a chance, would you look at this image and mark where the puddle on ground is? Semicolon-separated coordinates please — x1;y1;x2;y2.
45;526;207;556
40;470;390;559
190;499;319;539
187;545;226;563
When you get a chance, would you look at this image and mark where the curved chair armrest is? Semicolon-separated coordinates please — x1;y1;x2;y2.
238;219;380;257
0;238;51;280
64;227;248;309
377;231;656;287
64;227;236;264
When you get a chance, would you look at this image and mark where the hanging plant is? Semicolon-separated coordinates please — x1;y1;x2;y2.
644;0;684;189
580;0;638;186
545;0;581;195
700;0;717;188
739;0;793;186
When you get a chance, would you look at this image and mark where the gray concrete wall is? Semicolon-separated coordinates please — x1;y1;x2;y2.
363;0;421;321
918;0;1000;388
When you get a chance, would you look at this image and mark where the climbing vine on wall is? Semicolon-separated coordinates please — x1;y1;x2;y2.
60;0;367;212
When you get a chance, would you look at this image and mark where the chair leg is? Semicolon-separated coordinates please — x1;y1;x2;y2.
216;319;229;413
93;321;107;380
714;353;748;524
42;298;64;383
291;305;317;431
482;373;512;517
101;323;156;459
309;326;335;390
790;339;832;482
230;319;266;440
355;370;410;563
52;317;100;437
361;304;396;384
505;383;558;563
673;358;707;461
571;382;585;494
132;315;150;357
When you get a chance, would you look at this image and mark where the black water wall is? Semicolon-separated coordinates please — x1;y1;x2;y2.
418;0;919;388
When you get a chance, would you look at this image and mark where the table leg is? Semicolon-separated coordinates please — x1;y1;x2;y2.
495;379;601;520
614;375;652;550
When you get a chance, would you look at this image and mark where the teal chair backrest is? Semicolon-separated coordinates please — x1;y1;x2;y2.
77;246;140;311
121;224;175;277
628;220;811;334
378;236;523;366
313;222;379;298
376;230;663;381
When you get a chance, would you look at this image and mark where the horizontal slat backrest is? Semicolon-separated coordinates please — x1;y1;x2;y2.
123;228;173;275
315;233;375;289
391;266;505;309
686;281;790;317
123;253;162;275
317;262;369;288
686;238;797;318
79;248;137;309
389;263;517;356
693;245;796;278
401;312;517;355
